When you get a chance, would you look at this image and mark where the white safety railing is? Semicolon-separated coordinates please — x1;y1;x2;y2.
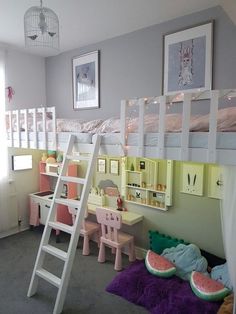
5;106;57;150
120;89;236;165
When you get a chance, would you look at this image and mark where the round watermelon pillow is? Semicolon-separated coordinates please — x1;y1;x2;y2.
190;271;230;301
145;250;176;278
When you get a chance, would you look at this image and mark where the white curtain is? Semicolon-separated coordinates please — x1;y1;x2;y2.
220;166;236;312
0;49;10;232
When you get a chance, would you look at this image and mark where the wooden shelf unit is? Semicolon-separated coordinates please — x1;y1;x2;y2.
123;158;173;211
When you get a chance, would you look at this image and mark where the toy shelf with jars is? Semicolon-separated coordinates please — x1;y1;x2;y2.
123;157;173;211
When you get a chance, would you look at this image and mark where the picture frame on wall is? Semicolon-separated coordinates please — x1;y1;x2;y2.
109;159;119;175
72;50;100;110
181;162;204;196
97;158;106;174
163;21;213;95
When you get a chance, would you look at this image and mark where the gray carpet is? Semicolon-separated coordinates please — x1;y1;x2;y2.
0;228;147;314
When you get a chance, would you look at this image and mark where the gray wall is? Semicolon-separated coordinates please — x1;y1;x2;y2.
46;6;236;120
3;48;46;232
5;49;46;110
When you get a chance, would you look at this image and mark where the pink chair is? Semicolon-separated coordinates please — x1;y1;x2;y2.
96;207;136;271
68;206;100;256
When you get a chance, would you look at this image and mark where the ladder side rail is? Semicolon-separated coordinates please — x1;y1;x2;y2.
53;135;101;314
120;100;128;155
27;135;76;298
180;93;192;161
158;96;166;159
208;90;219;163
138;99;145;157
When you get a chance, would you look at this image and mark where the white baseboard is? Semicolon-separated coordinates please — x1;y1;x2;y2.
0;226;29;239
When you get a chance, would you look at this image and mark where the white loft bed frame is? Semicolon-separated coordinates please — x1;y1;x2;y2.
5;89;236;165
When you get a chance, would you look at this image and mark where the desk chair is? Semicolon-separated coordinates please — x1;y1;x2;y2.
68;206;100;256
96;207;136;271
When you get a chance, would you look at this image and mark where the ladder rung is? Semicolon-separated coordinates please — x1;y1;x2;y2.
60;176;85;184
66;154;90;161
42;244;68;261
36;268;61;288
55;198;81;208
48;221;74;234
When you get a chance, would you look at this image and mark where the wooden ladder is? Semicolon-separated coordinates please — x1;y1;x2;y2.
27;134;101;314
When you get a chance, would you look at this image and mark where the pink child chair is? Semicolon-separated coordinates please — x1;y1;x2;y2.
68;206;100;256
95;207;136;271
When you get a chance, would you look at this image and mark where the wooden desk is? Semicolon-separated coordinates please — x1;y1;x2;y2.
87;203;143;226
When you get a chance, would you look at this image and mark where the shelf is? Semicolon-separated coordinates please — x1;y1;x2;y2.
126;185;166;194
125;200;167;211
40;172;58;177
126;170;142;174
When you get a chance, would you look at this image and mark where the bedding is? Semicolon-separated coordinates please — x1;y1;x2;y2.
6;107;236;133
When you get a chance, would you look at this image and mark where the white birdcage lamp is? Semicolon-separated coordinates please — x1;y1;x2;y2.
24;0;59;54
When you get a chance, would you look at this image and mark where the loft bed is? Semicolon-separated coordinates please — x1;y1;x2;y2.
5;89;236;165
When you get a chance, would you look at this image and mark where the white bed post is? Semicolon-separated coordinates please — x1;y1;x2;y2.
23;109;29;148
120;100;128;155
208;90;219;163
158;96;166;159
8;111;13;147
42;107;47;150
15;110;21;148
51;107;57;150
32;108;38;149
181;93;192;161
138;98;145;157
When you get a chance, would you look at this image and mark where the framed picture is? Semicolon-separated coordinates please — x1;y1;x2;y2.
97;158;106;174
72;50;100;110
163;21;213;95
208;165;223;199
109;159;119;175
181;163;204;196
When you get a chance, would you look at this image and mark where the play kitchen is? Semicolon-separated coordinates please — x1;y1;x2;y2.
29;160;78;228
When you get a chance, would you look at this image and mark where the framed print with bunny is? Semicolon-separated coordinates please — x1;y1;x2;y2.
163;21;213;95
181;163;204;196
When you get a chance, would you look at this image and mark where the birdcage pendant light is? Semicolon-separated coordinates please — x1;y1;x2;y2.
24;0;59;53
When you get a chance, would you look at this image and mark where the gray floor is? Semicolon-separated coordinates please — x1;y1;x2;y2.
0;228;147;314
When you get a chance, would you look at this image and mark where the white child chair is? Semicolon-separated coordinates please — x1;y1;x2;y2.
68;206;100;256
95;207;136;271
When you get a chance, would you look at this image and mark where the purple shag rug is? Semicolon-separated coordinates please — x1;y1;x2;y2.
106;260;222;314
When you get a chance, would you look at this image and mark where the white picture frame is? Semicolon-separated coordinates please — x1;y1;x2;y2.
109;159;119;175
163;21;213;95
181;163;204;196
208;165;223;199
72;50;100;110
97;158;106;174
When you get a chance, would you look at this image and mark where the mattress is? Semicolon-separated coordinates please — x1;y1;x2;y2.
6;107;236;133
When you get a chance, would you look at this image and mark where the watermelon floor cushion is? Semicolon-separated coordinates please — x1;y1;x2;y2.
145;250;176;278
190;271;230;301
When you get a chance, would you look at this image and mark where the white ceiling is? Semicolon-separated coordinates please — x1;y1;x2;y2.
0;0;234;57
